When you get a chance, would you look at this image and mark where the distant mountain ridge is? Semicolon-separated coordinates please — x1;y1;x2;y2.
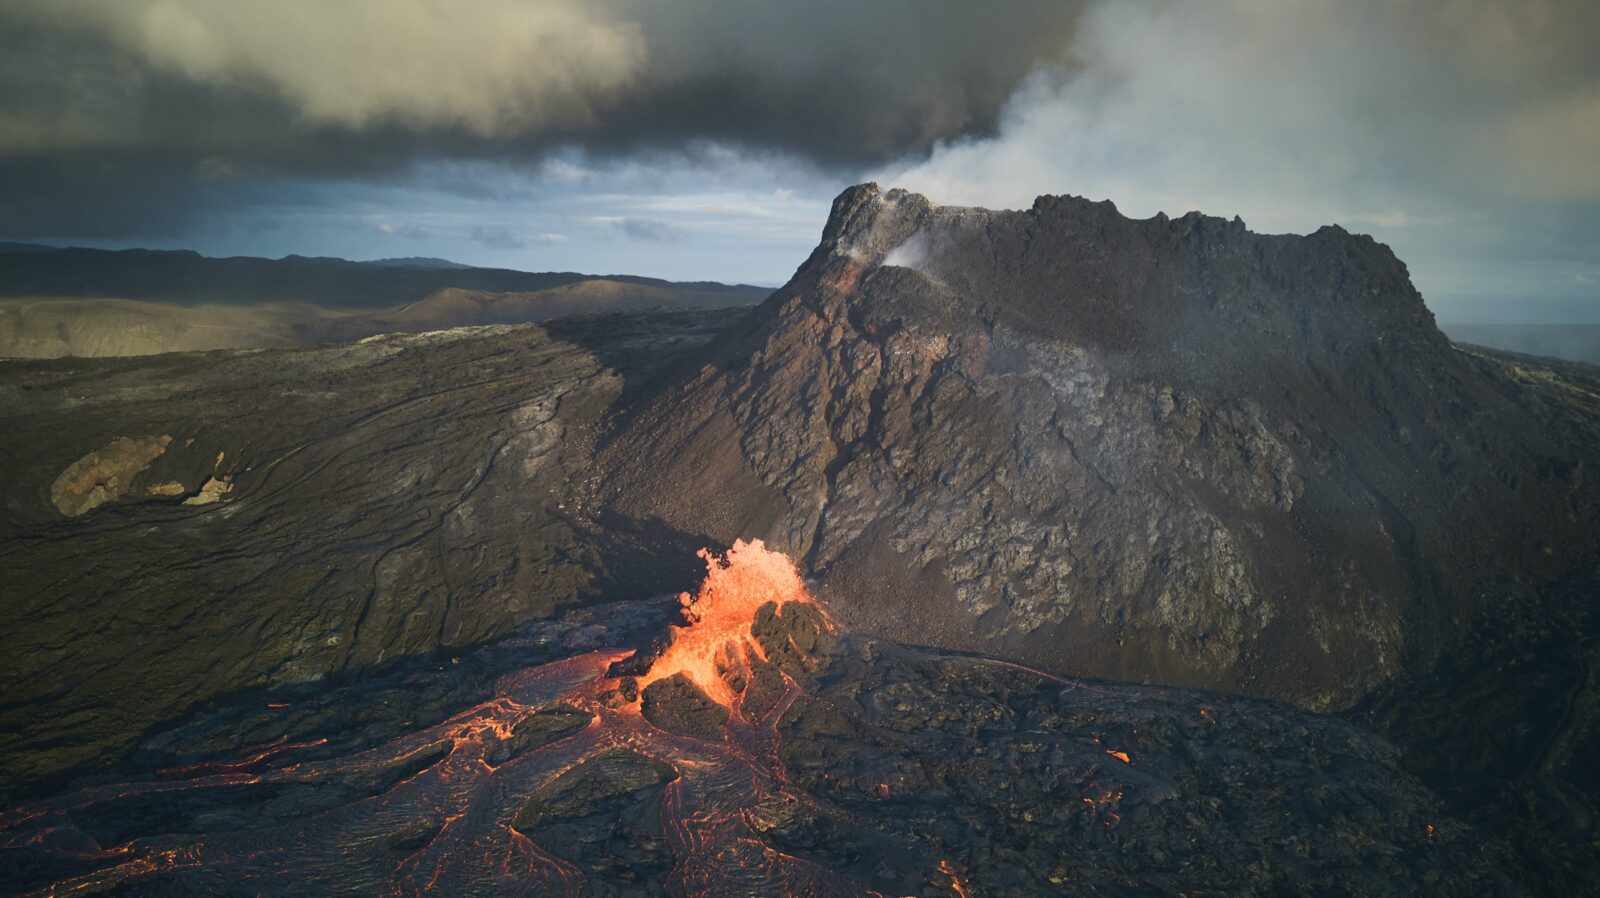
0;245;771;357
1441;323;1600;366
0;244;764;308
359;256;474;270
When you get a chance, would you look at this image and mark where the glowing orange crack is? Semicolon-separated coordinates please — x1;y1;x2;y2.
939;858;972;898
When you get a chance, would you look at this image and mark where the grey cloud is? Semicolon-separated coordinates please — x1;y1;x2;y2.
612;218;687;244
27;1;644;139
377;221;432;240
470;225;529;250
469;225;568;249
7;1;1085;160
0;0;1087;237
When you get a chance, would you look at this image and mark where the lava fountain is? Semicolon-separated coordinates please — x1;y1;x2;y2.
637;538;829;707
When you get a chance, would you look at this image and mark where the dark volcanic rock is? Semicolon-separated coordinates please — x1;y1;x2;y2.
588;187;1600;892
639;673;730;739
487;705;594;765
1349;564;1600;896
775;636;1524;897
600;184;1600;715
0;311;733;800
2;186;1597;894
0;602;1527;898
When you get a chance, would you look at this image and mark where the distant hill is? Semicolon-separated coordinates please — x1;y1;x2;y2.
0;245;762;309
1439;322;1600;366
0;245;769;357
358;256;474;270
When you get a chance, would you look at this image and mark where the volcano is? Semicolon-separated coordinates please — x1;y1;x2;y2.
594;186;1600;891
602;184;1598;710
2;186;1598;895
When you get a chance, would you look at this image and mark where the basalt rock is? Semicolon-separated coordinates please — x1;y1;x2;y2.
589;188;1600;892
639;673;730;739
600;184;1600;715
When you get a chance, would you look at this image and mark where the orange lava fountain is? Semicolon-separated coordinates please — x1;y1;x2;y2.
637;538;826;706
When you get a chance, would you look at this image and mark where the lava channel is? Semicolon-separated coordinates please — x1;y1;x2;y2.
0;539;871;898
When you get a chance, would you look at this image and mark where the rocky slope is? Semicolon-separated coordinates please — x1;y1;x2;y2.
586;186;1600;892
600;184;1599;712
0;311;731;798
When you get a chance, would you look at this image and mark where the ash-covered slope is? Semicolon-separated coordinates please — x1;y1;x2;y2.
601;184;1600;711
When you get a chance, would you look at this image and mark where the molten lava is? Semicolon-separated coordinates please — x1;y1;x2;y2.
637;538;826;707
0;541;860;897
0;539;1464;896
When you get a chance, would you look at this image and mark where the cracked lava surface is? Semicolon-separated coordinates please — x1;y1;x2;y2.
1;542;1525;897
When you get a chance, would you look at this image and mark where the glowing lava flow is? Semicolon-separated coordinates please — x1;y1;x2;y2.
0;542;869;898
637;538;828;706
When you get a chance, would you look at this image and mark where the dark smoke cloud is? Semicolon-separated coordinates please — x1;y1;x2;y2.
0;0;1085;238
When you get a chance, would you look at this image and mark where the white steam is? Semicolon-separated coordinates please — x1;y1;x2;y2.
875;0;1600;300
882;233;931;272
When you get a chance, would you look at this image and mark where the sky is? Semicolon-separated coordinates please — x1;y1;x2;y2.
1;0;1596;320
